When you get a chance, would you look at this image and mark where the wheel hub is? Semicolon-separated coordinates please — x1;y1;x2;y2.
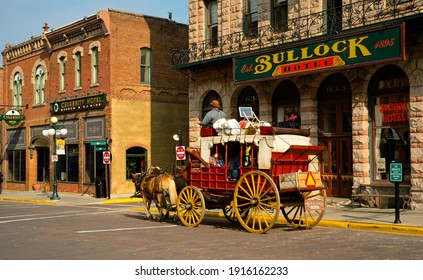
250;198;259;207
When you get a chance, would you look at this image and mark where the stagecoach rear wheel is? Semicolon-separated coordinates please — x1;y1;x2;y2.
281;188;326;229
233;170;280;234
177;186;205;227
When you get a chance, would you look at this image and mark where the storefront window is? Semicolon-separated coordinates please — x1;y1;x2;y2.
272;80;300;128
7;150;26;182
373;94;410;181
57;144;79;182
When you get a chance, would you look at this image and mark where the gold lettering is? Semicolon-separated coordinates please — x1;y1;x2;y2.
348;36;371;59
300;47;313;60
332;40;347;53
272;52;285;64
254;55;272;75
286;50;299;62
314;44;330;56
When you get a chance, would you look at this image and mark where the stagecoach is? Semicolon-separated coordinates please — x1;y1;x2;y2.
174;108;327;233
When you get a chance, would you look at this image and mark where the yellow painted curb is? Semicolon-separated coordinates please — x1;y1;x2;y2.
0;197;57;205
102;197;142;204
319;220;423;236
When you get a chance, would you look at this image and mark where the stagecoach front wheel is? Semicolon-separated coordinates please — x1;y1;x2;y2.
281;188;326;229
233;170;280;234
177;186;205;227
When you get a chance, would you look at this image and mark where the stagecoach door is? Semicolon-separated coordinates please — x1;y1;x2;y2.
318;137;352;197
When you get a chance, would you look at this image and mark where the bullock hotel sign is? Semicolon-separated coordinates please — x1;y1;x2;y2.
51;93;107;114
234;24;405;83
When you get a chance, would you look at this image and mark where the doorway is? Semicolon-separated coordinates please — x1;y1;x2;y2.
318;73;353;197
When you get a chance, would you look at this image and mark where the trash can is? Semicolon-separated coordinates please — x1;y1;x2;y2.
95;177;107;198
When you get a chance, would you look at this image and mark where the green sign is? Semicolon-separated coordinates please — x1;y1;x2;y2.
51;93;107;114
390;162;403;183
0;110;26;126
91;141;106;146
234;24;404;83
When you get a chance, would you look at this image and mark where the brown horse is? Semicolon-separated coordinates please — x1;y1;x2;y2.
132;168;177;221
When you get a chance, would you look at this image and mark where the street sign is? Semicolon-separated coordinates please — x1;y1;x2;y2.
390;162;403;183
175;146;186;161
103;151;111;165
51;155;58;162
91;141;106;146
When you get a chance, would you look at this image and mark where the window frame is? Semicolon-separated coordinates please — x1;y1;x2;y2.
59;56;66;91
75;51;82;88
13;72;23;107
91;47;99;85
244;0;259;37
34;65;45;105
140;48;152;84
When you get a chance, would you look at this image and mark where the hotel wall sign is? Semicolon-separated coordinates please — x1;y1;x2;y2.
0;110;26;126
52;93;107;114
234;24;405;83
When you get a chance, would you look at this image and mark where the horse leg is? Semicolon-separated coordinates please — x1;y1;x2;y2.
142;193;152;220
162;188;171;220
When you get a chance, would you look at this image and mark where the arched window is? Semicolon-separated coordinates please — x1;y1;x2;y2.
369;65;410;182
91;47;99;85
126;147;148;179
75;51;82;88
237;86;259;119
272;80;300;127
13;72;23;107
34;66;45;105
59;56;66;91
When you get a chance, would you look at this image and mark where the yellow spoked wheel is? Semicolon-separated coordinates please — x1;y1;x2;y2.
222;201;239;224
177;186;205;227
281;188;326;229
233;171;280;234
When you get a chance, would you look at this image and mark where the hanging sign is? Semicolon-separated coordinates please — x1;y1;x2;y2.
0;110;26;126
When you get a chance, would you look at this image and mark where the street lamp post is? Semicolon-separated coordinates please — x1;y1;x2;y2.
42;116;67;200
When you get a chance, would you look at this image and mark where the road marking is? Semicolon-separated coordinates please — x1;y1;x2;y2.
0;210;85;220
76;224;177;234
0;209;128;224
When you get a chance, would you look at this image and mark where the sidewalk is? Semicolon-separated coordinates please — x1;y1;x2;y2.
1;190;423;236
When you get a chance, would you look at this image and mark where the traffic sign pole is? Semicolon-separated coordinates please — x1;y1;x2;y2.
390;162;403;224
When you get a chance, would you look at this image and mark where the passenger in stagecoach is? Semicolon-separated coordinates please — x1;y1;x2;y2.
201;100;227;127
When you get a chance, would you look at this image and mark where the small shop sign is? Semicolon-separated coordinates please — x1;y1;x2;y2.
0;110;26;126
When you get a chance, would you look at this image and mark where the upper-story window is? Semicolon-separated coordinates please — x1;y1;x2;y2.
244;0;258;37
272;0;288;32
59;56;66;91
205;0;218;46
34;66;45;105
13;72;23;107
75;51;82;88
91;47;99;85
140;48;151;84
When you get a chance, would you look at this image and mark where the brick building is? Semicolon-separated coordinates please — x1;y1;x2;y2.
172;0;423;209
1;9;189;195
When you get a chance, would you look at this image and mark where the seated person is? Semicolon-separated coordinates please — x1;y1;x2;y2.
201;100;227;127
